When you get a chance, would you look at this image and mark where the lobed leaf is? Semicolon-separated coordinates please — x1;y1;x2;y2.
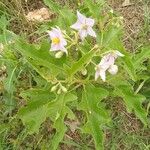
78;84;110;150
47;93;77;150
114;85;147;126
84;0;105;20
134;46;150;69
43;0;62;13
18;89;55;134
15;40;65;77
121;55;137;81
68;48;96;77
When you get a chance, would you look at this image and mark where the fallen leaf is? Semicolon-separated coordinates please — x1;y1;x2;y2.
26;8;52;22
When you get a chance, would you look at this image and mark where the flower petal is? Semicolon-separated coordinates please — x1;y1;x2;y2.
115;50;124;57
50;44;61;51
48;27;67;53
87;27;96;37
71;21;82;30
47;31;56;39
77;11;86;24
61;38;67;46
108;65;118;75
48;27;63;40
99;54;115;70
60;46;68;54
95;69;100;81
99;69;106;82
51;43;68;54
86;18;95;26
79;29;88;41
52;27;62;37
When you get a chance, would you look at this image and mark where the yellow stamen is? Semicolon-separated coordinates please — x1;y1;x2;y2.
52;37;60;44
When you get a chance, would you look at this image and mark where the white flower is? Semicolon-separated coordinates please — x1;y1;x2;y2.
71;11;96;40
108;65;118;75
95;51;124;81
48;27;67;54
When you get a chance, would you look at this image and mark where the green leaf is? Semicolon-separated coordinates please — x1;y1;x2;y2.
27;59;56;82
4;64;17;95
43;0;75;28
3;57;18;112
0;30;17;44
114;85;147;126
20;88;55;103
18;89;55;134
134;46;150;69
121;54;137;81
47;93;77;150
19;90;77;148
43;0;62;13
57;9;76;28
0;124;9;133
19;105;48;134
78;84;110;150
15;40;65;76
68;48;96;77
0;15;9;30
102;26;122;48
47;93;77;122
50;124;67;150
84;0;105;20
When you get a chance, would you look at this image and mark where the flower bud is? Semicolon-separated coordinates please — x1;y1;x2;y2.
110;9;114;14
1;65;6;71
8;40;15;44
61;85;67;93
55;112;60;120
0;43;4;52
55;51;64;58
93;44;99;49
108;65;118;75
81;68;87;76
116;23;120;28
57;88;62;94
51;85;58;92
119;16;124;20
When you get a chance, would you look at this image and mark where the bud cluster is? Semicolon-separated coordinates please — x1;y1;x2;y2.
51;82;68;94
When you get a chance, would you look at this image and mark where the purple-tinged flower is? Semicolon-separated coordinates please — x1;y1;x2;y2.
95;51;124;81
71;11;96;40
48;27;67;54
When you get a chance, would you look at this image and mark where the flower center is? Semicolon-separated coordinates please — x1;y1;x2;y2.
52;37;60;44
82;24;88;30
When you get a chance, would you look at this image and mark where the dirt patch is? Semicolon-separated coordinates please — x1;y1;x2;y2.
108;0;146;51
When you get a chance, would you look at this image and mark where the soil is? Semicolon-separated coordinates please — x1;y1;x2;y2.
108;0;149;51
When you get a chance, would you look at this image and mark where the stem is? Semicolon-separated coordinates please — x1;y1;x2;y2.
100;31;103;46
80;44;99;66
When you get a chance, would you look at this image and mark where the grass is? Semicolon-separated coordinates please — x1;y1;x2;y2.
0;0;150;150
102;97;150;150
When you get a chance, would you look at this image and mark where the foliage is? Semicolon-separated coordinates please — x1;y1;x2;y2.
0;0;149;149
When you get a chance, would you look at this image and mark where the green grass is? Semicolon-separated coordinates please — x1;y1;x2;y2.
105;110;150;150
